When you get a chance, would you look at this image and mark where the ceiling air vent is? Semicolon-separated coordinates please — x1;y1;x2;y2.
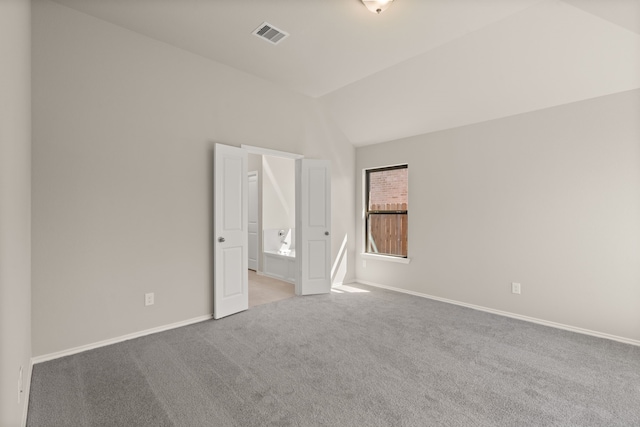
253;22;289;45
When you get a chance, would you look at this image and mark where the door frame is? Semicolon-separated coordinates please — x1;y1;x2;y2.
241;145;304;161
240;145;307;293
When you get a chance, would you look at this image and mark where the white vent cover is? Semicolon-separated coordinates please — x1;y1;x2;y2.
252;22;289;45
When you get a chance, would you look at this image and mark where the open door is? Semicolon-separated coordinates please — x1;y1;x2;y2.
214;143;248;319
248;171;259;271
295;159;331;295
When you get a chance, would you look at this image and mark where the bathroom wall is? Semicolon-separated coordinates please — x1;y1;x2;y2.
263;228;295;253
262;155;296;231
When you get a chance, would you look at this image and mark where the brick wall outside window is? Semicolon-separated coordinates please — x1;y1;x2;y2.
368;168;408;209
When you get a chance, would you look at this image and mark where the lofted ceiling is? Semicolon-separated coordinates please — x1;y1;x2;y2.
49;0;640;146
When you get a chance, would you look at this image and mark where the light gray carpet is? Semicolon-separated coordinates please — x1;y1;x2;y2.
27;284;640;426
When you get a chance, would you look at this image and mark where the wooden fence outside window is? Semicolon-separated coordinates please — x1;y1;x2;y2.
367;203;408;257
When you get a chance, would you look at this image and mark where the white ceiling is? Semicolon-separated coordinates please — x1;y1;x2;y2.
50;0;640;146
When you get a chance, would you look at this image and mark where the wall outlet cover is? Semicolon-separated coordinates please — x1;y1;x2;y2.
145;293;154;306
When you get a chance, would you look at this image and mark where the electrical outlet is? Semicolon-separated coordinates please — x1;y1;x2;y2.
362;260;367;268
145;292;154;306
511;282;521;294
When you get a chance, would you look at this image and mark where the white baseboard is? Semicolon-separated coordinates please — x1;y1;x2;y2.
32;314;213;365
21;359;33;427
356;279;640;347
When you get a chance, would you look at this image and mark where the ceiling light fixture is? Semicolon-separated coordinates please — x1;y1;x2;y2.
361;0;394;14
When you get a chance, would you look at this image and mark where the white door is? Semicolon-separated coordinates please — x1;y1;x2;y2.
214;144;248;319
248;172;259;271
295;159;331;295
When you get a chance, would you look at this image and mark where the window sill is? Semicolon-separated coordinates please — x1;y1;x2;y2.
361;253;411;264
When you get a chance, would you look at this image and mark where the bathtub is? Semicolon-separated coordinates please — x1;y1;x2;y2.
263;250;296;284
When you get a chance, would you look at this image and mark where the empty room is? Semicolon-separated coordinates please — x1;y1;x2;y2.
1;0;639;426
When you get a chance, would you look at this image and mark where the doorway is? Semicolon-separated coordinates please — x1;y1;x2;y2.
248;270;294;308
247;152;296;307
213;143;331;319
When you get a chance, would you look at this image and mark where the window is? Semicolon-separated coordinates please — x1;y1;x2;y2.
365;165;408;258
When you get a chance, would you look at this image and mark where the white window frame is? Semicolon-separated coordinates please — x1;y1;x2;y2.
361;164;411;264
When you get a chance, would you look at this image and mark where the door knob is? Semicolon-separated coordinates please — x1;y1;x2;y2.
325;231;330;236
218;237;225;243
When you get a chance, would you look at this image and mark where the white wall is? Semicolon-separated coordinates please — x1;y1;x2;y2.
262;155;295;231
248;154;263;272
356;89;640;342
321;0;640;146
0;0;31;424
32;0;355;357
